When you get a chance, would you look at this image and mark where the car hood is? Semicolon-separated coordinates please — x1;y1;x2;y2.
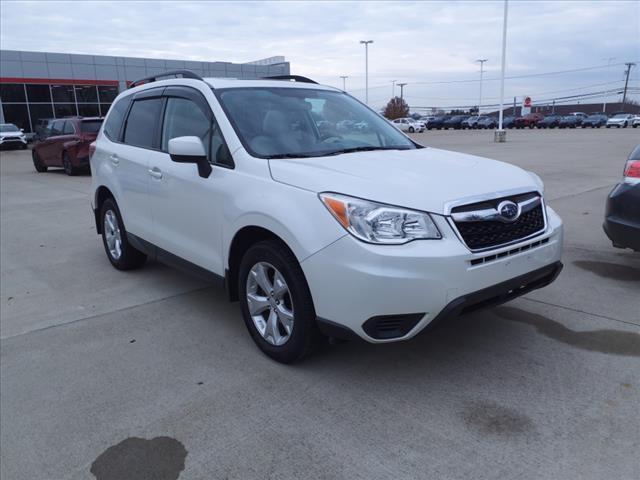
268;147;538;215
0;131;23;138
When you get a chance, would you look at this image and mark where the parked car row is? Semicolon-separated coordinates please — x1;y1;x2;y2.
405;112;640;131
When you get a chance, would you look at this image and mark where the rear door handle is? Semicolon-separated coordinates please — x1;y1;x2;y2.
109;154;119;166
148;167;163;179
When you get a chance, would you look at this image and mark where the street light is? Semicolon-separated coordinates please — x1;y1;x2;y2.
496;0;509;142
398;83;407;101
340;75;348;91
476;58;488;115
391;79;397;97
360;40;374;104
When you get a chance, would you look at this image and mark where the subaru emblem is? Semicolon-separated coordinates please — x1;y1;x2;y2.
497;200;520;222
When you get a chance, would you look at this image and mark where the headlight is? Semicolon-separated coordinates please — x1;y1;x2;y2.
319;192;441;244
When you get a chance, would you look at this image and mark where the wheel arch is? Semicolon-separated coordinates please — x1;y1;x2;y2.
93;185;115;234
226;226;298;302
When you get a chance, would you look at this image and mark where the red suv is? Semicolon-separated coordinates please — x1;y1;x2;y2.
32;117;103;175
514;113;544;129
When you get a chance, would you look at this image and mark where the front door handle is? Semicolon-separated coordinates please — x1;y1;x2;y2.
109;154;119;166
148;167;163;179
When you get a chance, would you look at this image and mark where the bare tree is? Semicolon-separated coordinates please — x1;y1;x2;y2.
383;97;409;119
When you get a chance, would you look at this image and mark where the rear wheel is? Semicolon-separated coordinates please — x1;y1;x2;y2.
62;153;77;176
100;198;147;270
32;150;47;172
239;240;320;363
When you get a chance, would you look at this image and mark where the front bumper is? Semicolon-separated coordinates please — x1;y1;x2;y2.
0;137;27;147
303;206;564;343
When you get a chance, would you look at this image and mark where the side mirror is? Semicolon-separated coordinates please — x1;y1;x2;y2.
168;136;212;178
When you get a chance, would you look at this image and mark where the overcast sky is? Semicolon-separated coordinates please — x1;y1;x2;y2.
1;0;638;111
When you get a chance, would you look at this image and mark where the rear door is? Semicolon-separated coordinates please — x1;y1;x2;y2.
51;120;78;165
38;120;65;165
113;89;165;240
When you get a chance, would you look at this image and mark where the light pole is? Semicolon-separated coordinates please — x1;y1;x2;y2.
496;0;509;142
398;83;407;101
602;57;615;114
340;75;348;91
622;62;636;107
360;40;374;104
391;79;397;98
476;58;488;115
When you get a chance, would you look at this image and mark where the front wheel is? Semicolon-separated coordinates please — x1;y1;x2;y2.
63;153;77;176
32;150;47;172
239;240;320;363
408;127;415;133
100;198;147;270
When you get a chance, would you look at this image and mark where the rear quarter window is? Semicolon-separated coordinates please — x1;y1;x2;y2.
81;120;103;133
103;96;132;141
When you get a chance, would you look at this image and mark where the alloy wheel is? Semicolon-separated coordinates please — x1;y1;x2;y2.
246;262;294;346
103;210;122;260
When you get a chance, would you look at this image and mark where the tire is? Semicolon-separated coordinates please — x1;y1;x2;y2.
623;122;628;128
32;149;48;172
238;239;320;363
100;198;147;270
606;125;610;128
21;144;27;150
633;124;638;128
62;152;77;176
408;127;414;133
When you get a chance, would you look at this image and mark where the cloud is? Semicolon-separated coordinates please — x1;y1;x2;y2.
1;0;638;110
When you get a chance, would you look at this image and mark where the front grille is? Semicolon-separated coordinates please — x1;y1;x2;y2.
451;192;546;250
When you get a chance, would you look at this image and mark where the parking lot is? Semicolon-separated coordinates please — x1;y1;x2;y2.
1;128;638;479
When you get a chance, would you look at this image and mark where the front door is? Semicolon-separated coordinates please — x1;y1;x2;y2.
147;91;228;275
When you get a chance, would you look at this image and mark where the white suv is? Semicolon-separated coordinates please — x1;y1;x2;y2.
91;71;563;363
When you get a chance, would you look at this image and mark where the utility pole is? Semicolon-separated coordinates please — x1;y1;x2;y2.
391;79;397;98
622;62;635;108
602;57;615;114
340;76;348;91
476;58;488;115
360;40;374;104
398;83;407;101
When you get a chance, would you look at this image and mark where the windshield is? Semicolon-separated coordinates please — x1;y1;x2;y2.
613;113;628;118
217;87;415;159
81;120;103;133
0;124;19;132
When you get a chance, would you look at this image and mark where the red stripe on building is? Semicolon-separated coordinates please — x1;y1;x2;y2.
0;77;120;86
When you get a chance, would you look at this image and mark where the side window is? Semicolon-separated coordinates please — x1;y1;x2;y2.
63;121;75;134
103;95;131;141
161;96;232;167
50;120;65;136
161;97;211;158
123;98;164;149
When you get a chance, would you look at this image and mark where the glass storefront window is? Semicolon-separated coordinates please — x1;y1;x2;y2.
28;104;54;127
75;85;98;103
1;104;30;131
26;84;52;103
78;104;100;117
100;103;112;116
0;83;27;103
98;86;119;103
54;103;78;118
51;84;76;103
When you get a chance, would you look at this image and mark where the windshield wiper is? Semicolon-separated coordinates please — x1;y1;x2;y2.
323;146;412;156
265;153;324;159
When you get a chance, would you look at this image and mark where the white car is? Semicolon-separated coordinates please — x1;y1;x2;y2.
391;117;425;133
0;123;28;149
91;71;563;363
632;116;640;128
606;113;634;128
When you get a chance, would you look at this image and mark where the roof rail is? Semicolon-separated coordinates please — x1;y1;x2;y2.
128;70;204;89
261;75;318;84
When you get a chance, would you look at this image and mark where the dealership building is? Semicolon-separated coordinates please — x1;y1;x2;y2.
0;49;290;133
